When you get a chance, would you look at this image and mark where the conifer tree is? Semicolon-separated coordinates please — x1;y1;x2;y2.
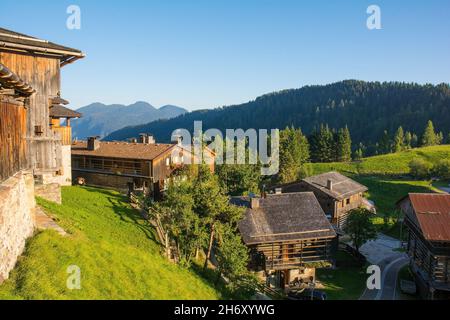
421;120;438;146
393;126;405;152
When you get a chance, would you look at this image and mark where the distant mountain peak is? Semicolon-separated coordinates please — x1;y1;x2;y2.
71;101;187;139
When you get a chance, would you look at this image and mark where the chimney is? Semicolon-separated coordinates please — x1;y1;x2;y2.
250;197;260;209
139;133;155;144
327;179;333;191
87;136;100;151
172;134;183;145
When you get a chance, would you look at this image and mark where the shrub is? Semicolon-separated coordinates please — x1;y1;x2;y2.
433;159;450;180
408;158;432;179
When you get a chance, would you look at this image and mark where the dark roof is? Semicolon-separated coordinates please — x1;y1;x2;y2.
301;171;367;200
0;27;84;62
232;192;336;245
403;193;450;242
49;105;81;118
72;141;177;161
0;62;35;96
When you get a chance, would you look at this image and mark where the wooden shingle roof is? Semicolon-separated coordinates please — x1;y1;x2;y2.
232;192;336;245
301;171;367;200
49;105;81;118
71;141;177;161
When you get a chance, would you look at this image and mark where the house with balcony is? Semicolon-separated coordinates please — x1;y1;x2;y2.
71;135;215;199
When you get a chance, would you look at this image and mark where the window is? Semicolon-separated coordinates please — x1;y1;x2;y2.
166;158;170;166
346;198;350;205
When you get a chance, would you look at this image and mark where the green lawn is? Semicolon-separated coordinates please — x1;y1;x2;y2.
316;251;367;300
0;186;221;300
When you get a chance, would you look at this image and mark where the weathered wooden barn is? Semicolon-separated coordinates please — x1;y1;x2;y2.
71;136;215;198
274;172;374;229
0;27;82;282
398;193;450;300
0;27;84;200
232;192;337;289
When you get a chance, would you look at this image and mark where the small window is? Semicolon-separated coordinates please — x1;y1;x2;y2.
346;198;350;205
166;158;170;166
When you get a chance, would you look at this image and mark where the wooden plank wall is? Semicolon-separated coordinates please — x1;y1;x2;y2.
0;51;62;173
0;97;28;182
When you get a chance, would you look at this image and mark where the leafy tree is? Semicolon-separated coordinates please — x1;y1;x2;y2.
408;158;432;179
343;208;377;253
421;120;438;146
336;126;352;162
192;165;244;270
215;224;257;297
278;127;310;183
393;126;405;152
155;180;207;267
433;159;450;180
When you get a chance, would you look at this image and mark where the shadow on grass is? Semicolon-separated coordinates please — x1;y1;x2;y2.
80;186;159;243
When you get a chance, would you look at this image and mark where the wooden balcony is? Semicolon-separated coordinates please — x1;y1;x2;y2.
52;126;72;145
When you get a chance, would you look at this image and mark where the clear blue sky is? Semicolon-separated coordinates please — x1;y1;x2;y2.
1;0;449;110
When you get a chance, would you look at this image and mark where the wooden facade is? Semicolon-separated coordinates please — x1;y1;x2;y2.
0;94;28;182
399;194;450;299
0;28;84;188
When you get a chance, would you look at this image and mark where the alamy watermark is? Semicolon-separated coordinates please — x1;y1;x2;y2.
66;5;81;30
66;265;81;290
367;5;382;30
171;121;279;176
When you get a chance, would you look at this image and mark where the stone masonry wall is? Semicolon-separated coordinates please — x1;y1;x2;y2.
0;170;36;283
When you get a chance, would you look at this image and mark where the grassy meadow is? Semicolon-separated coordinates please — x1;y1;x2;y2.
0;186;221;300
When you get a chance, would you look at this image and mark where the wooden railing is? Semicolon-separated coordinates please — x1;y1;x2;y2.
53;126;72;145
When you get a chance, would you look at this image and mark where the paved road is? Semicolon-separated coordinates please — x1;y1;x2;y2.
359;253;409;300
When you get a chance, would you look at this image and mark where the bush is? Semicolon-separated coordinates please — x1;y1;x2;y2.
408;158;432;179
433;159;450;180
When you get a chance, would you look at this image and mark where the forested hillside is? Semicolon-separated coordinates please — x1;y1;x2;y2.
105;81;450;150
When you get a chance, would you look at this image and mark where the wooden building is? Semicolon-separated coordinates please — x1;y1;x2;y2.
0;62;34;182
0;27;84;200
274;172;374;229
232;192;337;289
398;193;450;300
71;136;215;198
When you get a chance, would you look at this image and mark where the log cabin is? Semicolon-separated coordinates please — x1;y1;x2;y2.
398;193;450;299
0;27;84;202
71;135;215;198
273;172;374;229
231;192;337;290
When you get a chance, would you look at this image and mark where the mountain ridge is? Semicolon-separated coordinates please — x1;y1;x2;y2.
72;101;187;139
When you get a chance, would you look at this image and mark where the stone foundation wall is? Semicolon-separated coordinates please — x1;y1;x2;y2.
35;183;62;204
0;170;36;283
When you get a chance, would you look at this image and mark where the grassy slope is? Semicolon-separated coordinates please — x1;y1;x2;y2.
311;145;450;176
0;186;220;300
